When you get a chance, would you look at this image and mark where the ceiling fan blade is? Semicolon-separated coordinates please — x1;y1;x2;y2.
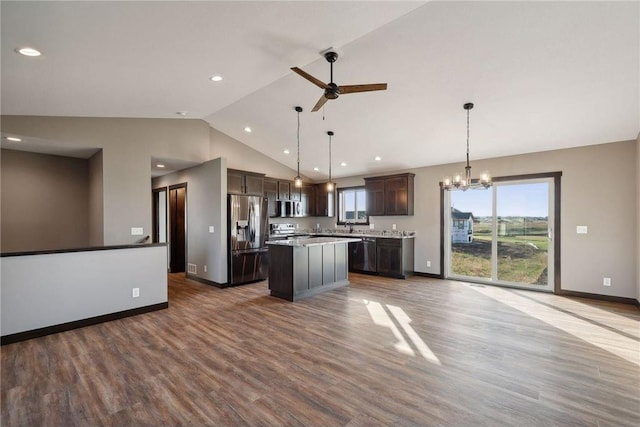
291;67;329;89
311;95;329;112
339;83;388;94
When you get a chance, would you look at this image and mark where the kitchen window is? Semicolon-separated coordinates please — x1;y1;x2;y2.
337;186;368;225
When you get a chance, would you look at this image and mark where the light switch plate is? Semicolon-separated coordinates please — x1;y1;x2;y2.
131;227;144;236
208;226;214;233
576;226;588;234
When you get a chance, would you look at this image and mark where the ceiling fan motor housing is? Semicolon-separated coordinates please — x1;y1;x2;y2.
326;83;340;99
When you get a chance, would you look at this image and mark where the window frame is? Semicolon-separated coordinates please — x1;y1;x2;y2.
336;186;369;225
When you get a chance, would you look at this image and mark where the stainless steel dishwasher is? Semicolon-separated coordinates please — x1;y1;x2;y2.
349;237;377;273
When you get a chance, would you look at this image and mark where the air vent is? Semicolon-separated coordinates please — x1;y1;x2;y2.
187;263;197;274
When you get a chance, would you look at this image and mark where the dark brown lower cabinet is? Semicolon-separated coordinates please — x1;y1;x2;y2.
268;241;349;301
375;238;414;279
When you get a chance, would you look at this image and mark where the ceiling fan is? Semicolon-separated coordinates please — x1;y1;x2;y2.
291;51;388;112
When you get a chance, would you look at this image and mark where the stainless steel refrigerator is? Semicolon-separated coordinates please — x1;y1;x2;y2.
228;194;269;285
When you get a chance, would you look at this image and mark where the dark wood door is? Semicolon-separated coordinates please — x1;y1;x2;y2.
278;181;291;200
244;174;264;195
384;176;409;215
264;178;278;217
300;185;314;216
365;178;385;216
227;171;244;194
169;185;186;273
376;238;402;277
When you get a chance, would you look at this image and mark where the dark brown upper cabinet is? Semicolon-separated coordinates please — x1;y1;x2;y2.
277;181;291;201
364;173;415;216
227;169;265;196
264;178;278;218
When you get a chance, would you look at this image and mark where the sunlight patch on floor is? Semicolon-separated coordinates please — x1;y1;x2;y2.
363;299;441;365
466;284;640;366
515;291;640;340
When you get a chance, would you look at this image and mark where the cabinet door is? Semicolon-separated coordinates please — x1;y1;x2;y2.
264;178;278;218
376;239;403;277
227;171;244;194
291;185;302;201
384;176;409;215
278;181;291;200
365;179;385;216
244;174;264;195
300;185;314;217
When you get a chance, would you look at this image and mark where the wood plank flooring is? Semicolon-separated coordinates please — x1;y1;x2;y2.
2;273;639;426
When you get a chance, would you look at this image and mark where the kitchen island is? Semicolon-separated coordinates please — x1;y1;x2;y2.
266;237;361;301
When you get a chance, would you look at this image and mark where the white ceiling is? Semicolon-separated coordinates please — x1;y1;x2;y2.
2;1;638;180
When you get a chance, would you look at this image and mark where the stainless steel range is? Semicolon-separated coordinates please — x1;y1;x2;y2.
268;223;297;240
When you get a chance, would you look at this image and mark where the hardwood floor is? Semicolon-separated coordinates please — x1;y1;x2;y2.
2;273;639;426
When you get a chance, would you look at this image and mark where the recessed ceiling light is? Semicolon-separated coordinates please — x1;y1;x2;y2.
210;75;223;82
16;47;41;57
156;164;165;168
283;149;290;155
244;127;252;133
340;162;347;167
176;111;187;116
5;137;22;142
374;156;381;161
313;167;319;171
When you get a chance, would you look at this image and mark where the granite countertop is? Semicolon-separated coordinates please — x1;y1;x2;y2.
309;232;415;239
266;236;362;247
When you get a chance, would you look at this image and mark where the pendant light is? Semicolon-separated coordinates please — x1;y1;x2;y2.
293;106;303;188
442;102;491;191
326;131;335;192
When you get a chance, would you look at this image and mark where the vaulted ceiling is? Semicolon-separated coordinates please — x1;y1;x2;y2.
2;1;638;179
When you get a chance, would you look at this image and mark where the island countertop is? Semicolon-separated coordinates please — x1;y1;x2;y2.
266;236;362;247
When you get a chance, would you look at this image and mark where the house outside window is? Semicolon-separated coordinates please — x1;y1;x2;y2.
338;187;368;224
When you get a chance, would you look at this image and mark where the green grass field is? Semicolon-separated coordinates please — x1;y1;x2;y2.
451;235;548;285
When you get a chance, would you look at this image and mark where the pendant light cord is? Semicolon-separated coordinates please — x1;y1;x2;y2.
328;133;332;183
297;109;300;177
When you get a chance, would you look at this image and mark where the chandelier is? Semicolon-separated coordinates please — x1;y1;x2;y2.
293;106;303;187
442;102;491;191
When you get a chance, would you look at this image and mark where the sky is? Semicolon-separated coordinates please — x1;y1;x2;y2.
451;182;549;217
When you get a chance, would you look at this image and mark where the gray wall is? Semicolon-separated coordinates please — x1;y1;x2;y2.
88;150;104;246
153;158;228;284
1;149;90;252
315;140;638;300
637;133;640;302
1;245;167;336
0;116;211;245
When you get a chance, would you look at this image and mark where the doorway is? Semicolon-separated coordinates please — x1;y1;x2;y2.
444;173;560;292
168;184;187;273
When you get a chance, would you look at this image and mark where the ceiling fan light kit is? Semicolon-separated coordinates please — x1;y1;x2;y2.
442;102;492;191
291;51;388;112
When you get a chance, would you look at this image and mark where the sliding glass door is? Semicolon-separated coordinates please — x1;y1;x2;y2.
445;177;555;291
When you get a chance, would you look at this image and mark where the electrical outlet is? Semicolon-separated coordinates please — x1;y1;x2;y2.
208;226;214;233
392;224;397;230
204;265;207;273
131;227;144;236
132;288;140;298
603;277;611;287
576;226;588;234
427;261;431;268
369;224;374;230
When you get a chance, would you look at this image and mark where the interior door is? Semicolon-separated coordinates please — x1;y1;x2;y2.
169;184;186;273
